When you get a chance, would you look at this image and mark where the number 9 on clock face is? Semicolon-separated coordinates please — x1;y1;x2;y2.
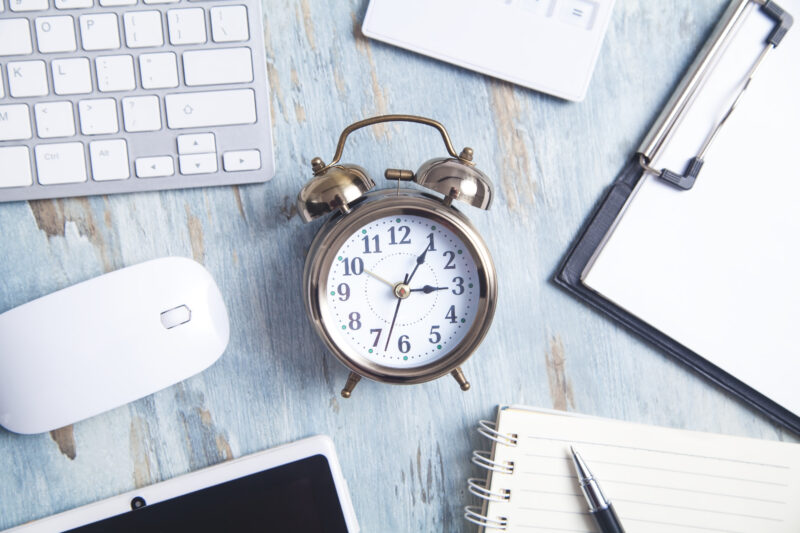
325;214;479;368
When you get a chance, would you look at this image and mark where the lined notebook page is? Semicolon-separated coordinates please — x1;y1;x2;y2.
480;407;800;533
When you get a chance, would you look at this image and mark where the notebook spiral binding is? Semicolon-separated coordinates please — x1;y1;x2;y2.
463;420;518;530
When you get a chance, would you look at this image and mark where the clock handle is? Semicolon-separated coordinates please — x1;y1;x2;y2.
313;115;471;176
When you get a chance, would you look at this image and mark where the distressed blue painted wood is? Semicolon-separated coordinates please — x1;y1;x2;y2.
1;1;797;531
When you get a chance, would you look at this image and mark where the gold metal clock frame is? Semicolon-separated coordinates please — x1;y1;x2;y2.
297;115;498;398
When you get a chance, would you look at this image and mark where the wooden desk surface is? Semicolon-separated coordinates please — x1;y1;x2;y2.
1;0;797;531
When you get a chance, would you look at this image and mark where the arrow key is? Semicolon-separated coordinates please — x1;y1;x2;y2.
223;149;261;172
177;133;216;155
179;153;217;175
135;156;174;178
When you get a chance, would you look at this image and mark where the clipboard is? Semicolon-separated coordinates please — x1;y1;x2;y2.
556;0;799;434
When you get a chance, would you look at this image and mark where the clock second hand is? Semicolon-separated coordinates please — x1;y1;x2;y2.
384;273;408;352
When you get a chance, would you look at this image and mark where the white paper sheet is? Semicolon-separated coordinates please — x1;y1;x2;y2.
583;1;800;416
481;407;800;533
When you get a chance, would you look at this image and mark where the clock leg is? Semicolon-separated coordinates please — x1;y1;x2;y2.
451;367;471;391
341;372;362;398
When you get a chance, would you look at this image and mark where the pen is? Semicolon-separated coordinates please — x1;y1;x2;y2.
569;446;625;533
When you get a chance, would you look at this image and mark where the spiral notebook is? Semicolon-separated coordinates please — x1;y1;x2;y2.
465;406;800;532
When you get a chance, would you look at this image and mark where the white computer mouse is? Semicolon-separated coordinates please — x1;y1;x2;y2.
0;257;230;435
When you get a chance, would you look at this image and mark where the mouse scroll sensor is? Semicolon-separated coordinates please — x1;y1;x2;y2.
160;305;192;329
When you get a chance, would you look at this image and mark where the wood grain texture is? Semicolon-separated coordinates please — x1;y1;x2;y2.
1;1;797;531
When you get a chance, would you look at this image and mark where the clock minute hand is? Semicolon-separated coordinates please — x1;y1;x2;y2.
405;244;431;285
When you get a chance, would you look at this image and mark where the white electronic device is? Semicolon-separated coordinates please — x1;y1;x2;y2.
362;0;616;102
3;435;360;532
0;256;229;435
0;0;275;203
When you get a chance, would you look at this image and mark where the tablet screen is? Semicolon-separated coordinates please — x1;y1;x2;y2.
67;454;349;532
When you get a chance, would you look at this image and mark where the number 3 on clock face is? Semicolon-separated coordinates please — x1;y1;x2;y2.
323;214;480;369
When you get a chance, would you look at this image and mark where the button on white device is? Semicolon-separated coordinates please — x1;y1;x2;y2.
160;304;191;329
559;0;597;30
135;156;174;178
223;150;260;172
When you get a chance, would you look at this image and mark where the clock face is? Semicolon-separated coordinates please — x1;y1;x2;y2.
322;214;480;369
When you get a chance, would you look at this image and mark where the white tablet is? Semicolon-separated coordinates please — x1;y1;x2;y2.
6;435;359;533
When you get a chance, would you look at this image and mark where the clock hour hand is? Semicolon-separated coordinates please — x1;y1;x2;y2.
410;285;448;294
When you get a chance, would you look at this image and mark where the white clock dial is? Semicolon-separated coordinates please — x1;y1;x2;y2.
322;214;480;368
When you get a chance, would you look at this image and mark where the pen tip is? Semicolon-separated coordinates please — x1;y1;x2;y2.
569;445;592;481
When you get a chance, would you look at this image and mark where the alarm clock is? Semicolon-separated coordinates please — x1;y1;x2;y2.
297;115;498;398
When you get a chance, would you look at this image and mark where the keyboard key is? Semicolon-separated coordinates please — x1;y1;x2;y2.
89;139;129;181
124;10;164;48
144;0;179;4
99;0;136;5
53;57;92;95
34;101;76;138
177;133;215;154
179;153;217;175
35;16;77;53
7;61;49;97
79;13;120;50
0;146;33;188
55;0;94;9
0;72;4;98
0;19;34;57
135;156;174;178
9;0;48;12
78;98;118;134
139;52;178;89
223;149;260;171
167;8;206;45
35;142;87;184
183;47;252;87
122;95;161;132
0;104;32;141
165;88;256;129
210;5;249;43
96;55;135;92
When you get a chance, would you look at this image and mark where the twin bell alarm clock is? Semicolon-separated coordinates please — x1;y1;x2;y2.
297;115;498;398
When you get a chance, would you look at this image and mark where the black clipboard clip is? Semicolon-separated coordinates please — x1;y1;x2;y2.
639;0;793;190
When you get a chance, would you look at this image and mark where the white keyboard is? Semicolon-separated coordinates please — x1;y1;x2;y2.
0;0;274;203
363;0;616;102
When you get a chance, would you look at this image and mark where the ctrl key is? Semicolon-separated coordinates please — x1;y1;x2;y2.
0;146;33;188
35;143;87;185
